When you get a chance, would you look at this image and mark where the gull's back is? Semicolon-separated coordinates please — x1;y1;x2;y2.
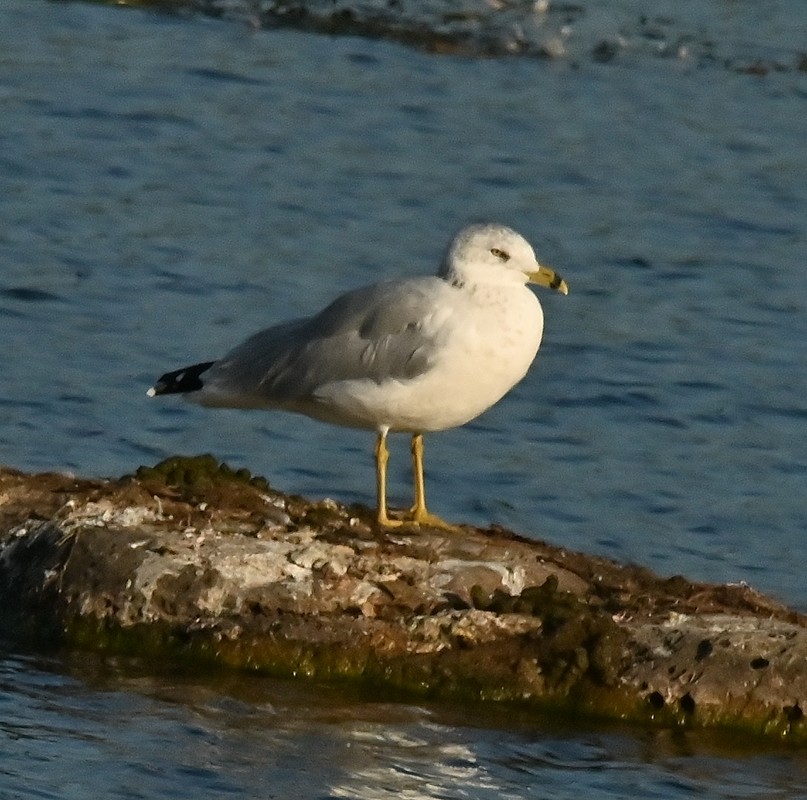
192;275;453;411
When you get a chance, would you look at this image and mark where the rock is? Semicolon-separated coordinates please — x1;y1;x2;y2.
0;457;805;743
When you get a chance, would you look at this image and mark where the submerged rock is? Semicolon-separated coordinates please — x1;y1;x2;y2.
0;457;805;742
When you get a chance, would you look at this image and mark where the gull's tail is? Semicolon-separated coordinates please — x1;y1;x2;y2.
147;361;216;397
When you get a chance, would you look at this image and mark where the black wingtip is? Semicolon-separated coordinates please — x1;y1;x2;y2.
147;361;216;397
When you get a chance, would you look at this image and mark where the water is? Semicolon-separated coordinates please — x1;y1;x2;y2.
1;0;806;793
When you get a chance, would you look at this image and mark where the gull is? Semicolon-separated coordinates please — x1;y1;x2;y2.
147;223;568;527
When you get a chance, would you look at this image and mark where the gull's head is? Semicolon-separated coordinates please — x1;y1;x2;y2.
439;223;568;295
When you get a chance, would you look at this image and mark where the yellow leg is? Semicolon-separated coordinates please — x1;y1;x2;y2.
409;433;457;530
411;433;428;519
374;428;404;527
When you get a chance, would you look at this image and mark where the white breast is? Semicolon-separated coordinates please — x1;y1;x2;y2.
314;283;545;433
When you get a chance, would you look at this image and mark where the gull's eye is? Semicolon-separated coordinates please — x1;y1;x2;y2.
490;247;510;261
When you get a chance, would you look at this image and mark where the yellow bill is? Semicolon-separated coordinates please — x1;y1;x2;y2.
529;264;569;295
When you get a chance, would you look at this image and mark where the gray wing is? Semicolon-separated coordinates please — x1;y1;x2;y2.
202;277;451;405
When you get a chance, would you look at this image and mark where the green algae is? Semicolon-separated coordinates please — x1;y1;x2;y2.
134;454;270;494
61;612;618;709
57;612;807;744
469;575;630;690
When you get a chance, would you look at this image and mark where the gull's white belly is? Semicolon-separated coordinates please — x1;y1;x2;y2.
312;286;545;432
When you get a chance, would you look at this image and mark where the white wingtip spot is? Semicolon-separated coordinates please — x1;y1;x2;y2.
146;387;156;397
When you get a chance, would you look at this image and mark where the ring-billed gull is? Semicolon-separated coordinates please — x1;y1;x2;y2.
147;223;568;528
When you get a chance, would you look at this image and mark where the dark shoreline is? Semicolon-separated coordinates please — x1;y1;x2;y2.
87;0;807;74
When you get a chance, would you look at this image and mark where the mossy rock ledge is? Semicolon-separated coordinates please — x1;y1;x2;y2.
1;456;805;743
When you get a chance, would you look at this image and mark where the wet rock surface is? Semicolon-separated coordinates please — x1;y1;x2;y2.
1;456;806;742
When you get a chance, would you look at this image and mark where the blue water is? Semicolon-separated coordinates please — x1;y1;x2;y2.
1;0;806;793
